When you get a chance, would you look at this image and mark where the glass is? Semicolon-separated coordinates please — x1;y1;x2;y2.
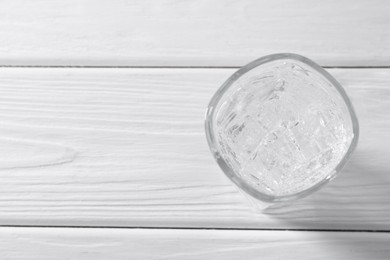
205;53;359;207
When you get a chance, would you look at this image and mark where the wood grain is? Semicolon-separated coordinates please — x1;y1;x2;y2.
0;68;389;230
0;0;389;67
1;227;389;259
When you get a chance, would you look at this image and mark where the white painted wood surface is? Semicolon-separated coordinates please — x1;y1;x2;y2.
1;0;389;257
0;68;389;230
0;227;389;259
1;0;389;66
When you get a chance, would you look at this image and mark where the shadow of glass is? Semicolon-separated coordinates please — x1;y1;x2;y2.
263;150;390;231
256;151;390;259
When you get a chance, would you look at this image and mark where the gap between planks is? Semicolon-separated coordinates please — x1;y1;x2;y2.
0;65;390;69
0;225;390;233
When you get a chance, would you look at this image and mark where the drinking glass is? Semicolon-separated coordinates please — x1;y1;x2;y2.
205;53;359;209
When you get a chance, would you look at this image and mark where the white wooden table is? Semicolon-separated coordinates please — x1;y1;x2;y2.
1;0;390;259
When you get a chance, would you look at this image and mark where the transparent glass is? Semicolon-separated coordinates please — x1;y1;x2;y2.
205;53;359;206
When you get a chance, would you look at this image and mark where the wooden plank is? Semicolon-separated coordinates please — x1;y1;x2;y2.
0;227;389;259
0;0;389;67
0;68;389;230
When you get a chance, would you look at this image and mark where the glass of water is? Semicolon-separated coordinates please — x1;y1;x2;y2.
205;53;359;208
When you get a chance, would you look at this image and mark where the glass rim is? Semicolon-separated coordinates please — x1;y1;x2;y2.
204;53;360;203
